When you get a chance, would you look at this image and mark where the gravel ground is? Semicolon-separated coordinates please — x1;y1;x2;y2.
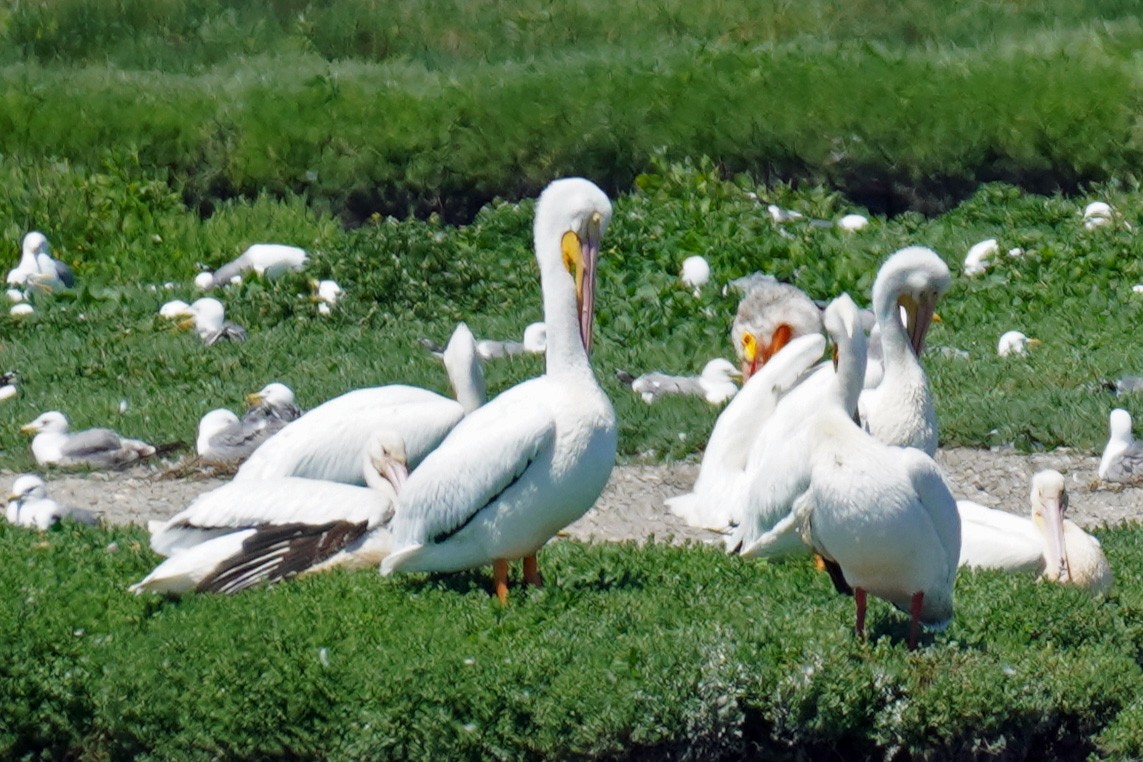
5;446;1139;541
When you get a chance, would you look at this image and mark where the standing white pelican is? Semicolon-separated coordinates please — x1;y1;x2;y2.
738;294;961;649
6;474;100;529
958;470;1112;593
1099;408;1143;483
382;177;617;603
857;246;951;456
20;411;158;469
618;358;741;405
133;430;408;594
211;243;308;287
730;277;823;379
235;323;483;485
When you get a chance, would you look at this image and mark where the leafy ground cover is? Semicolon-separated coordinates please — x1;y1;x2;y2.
2;518;1142;759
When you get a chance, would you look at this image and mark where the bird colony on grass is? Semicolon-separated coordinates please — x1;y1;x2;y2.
1;184;1126;651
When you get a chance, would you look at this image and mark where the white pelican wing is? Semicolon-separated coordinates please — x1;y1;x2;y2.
956;500;1044;573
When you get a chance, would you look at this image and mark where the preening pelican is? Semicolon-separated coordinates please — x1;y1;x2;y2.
6;474;100;530
730;277;823;379
857;246;950;456
618;358;741;405
664;334;827;531
997;330;1040;357
134;431;408;594
6;232;74;292
739;294;960;649
958;470;1112;594
1099;408;1143;483
382;177;617;604
180;298;247;345
235;324;484;485
20;411;157;469
211;243;308;287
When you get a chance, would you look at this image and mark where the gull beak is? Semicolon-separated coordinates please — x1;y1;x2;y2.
18;423;37;435
7;493;19;503
176;318;196;332
245;392;263;407
1028;338;1043;348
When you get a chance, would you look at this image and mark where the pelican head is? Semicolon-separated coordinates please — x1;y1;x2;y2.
873;246;951;357
20;411;69;435
1030;469;1070;583
731;279;823;379
8;473;47;505
196;409;240;455
534;178;612;354
246;382;295;409
365;430;409;494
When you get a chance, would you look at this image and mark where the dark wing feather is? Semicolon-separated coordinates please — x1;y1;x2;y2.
197;520;369;594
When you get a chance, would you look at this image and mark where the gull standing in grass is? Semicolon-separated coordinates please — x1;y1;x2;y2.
133;430;409;595
180;297;247;345
211;243;308;287
958;470;1112;593
616;358;741;405
737;295;960;650
382;177;617;604
236;322;484;485
20;411;160;469
6;474;101;530
1099;408;1143;484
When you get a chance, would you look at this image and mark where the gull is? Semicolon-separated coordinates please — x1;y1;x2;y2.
963;238;999;276
158;300;193;319
997;330;1040;357
6;232;74;292
680;255;711;295
837;214;869;232
419;321;547;361
243;382;303;426
1083;201;1113;230
1099;408;1143;484
0;371;18;403
180;298;247;345
616;358;741;405
211;243;308;287
6;474;100;530
19;411;160;469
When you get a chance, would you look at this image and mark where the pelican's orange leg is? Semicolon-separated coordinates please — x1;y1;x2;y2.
854;587;867;640
523;554;543;588
493;559;510;605
907;591;924;651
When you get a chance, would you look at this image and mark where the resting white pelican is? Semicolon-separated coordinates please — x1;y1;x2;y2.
958;470;1112;593
618;358;741;405
730;277;823;379
857;246;950;456
665;333;827;530
6;232;74;292
382;177;617;603
20;411;157;469
997;330;1041;357
6;474;100;530
739;294;960;649
211;243;308;287
235;322;483;485
180;298;247;345
1099;408;1143;483
133;431;408;594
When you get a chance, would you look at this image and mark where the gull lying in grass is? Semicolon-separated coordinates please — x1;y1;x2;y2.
0;371;18;403
158;299;193;319
1099;408;1143;484
837;214;869;232
997;330;1040;357
211;243;308;287
6;474;101;530
958;470;1112;594
180;297;247;345
963;238;999;276
420;321;547;361
133;430;408;595
616;358;741;405
6;232;74;293
194;383;302;465
1083;201;1113;230
20;411;159;469
680;255;711;295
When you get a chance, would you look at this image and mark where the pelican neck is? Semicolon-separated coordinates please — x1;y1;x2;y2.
538;249;593;378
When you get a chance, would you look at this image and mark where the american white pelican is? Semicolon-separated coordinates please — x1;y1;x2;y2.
738;294;961;649
1083;201;1113;230
963;238;999;276
180;297;247;345
680;255;711;294
382;177;617;604
857;246;950;456
6;232;74;292
6;474;100;530
211;243;308;287
235;326;482;485
20;411;158;469
133;430;408;594
665;334;827;531
997;330;1040;357
1099;408;1143;483
0;371;17;403
837;214;869;232
959;470;1112;594
619;358;741;405
731;277;823;379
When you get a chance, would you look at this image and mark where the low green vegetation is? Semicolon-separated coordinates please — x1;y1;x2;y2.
2;519;1142;759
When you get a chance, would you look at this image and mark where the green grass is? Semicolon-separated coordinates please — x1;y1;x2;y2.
2;519;1142;759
